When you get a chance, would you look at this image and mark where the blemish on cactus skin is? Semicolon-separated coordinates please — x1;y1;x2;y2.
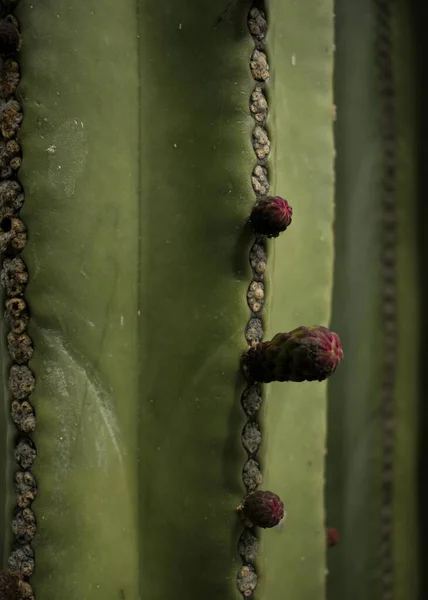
326;528;339;548
249;240;266;280
16;581;32;600
8;545;34;579
7;331;33;364
14;439;36;471
245;316;263;345
11;399;36;433
249;196;293;238
0;139;20;178
11;508;36;544
242;325;344;383
0;215;26;253
251;164;269;197
0;179;24;213
246;280;264;313
240;490;285;529
14;471;37;509
241;384;263;417
241;421;261;455
236;565;258;597
9;365;35;400
238;530;259;565
242;458;262;492
0;17;20;55
250;49;269;82
252;125;270;162
248;7;267;46
0;58;19;99
0;98;22;138
249;87;267;123
1;256;28;296
5;297;29;334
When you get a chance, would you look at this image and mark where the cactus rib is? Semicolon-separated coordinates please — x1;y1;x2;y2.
237;6;269;598
375;0;398;597
0;2;37;597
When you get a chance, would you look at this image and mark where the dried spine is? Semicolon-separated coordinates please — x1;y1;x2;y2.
237;6;270;599
375;0;397;598
0;2;37;598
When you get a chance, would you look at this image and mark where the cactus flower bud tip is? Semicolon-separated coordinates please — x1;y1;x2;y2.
242;325;343;383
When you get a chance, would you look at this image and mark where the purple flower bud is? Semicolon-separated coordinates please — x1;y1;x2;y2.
249;196;292;238
242;325;343;383
242;490;285;528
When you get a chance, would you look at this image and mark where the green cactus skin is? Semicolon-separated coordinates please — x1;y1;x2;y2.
0;2;337;600
10;1;256;599
326;0;419;599
256;0;335;599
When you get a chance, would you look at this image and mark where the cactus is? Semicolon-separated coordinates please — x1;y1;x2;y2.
3;0;406;600
326;0;420;599
249;196;293;238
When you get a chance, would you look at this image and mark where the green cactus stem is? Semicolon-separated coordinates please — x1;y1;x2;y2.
0;1;337;600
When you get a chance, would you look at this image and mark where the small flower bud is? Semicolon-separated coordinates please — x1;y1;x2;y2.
241;490;285;528
249;196;292;238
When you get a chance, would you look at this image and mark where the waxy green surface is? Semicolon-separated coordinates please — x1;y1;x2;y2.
16;1;254;598
258;1;335;598
326;0;419;599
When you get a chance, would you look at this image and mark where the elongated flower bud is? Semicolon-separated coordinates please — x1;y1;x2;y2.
326;528;339;548
241;490;285;528
242;325;343;383
249;196;292;238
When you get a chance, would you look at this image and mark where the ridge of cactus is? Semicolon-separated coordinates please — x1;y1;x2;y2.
0;1;351;600
255;0;336;598
326;0;419;599
0;2;37;599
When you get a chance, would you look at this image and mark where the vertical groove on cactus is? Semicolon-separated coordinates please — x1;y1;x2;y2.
237;5;269;597
0;2;37;597
375;0;397;597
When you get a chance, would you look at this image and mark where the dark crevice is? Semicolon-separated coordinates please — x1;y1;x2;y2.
415;0;428;595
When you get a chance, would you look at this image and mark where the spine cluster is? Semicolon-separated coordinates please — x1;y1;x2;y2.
236;6;270;598
0;1;37;598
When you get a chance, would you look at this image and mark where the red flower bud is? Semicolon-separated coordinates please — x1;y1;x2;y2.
249;196;292;238
326;528;339;548
242;490;285;528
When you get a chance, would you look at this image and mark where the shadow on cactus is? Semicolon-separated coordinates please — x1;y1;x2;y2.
0;16;20;55
242;325;343;383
